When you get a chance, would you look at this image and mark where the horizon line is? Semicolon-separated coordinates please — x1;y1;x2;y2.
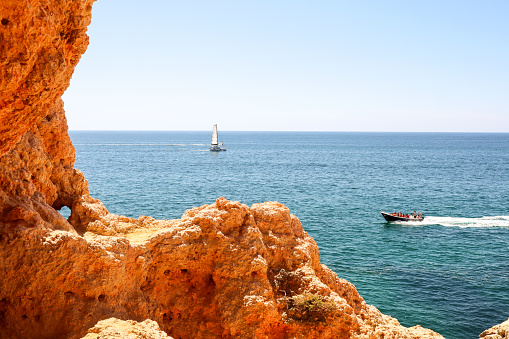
68;130;509;134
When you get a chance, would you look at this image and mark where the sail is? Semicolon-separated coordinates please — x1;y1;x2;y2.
211;124;218;145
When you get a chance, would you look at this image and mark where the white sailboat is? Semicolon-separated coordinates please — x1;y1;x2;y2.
209;124;226;152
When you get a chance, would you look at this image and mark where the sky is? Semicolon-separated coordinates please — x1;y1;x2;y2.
62;1;509;132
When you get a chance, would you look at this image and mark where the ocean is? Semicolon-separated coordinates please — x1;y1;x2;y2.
69;131;509;339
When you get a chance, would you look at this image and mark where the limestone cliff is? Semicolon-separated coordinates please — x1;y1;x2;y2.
82;318;172;339
480;318;509;339
1;1;445;338
1;197;443;339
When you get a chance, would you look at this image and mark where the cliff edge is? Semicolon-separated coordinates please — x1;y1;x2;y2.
480;318;509;339
1;1;444;338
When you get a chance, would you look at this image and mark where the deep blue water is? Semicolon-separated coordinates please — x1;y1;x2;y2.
70;131;509;339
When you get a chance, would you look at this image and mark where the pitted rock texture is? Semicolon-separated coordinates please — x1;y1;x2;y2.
0;0;94;156
480;318;509;339
82;318;173;339
0;0;105;235
1;198;443;339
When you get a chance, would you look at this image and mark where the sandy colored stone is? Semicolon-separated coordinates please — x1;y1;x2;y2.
480;318;509;339
0;198;444;338
82;318;172;339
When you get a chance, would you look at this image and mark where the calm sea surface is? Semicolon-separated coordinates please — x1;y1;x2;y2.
69;131;509;339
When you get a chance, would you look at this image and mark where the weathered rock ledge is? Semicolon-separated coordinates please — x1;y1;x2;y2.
1;0;447;338
82;318;172;339
480;318;509;339
1;197;444;339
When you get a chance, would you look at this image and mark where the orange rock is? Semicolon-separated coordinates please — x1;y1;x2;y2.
0;197;444;338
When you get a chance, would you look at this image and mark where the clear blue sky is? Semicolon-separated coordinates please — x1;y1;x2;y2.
63;0;509;132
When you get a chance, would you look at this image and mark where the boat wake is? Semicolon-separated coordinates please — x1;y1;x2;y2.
392;216;509;228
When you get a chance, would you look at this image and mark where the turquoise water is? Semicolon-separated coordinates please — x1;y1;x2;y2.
70;131;509;339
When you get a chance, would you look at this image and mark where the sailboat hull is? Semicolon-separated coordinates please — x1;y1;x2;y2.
210;146;226;152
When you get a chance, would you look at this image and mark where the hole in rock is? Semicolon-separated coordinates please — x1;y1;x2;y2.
21;315;27;320
59;206;71;219
163;313;172;322
98;294;106;302
180;269;188;273
163;270;170;276
1;19;9;26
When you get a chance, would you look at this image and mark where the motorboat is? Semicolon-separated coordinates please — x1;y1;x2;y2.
380;211;424;222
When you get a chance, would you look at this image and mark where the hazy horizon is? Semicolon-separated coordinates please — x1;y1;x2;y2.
69;129;509;134
63;1;509;133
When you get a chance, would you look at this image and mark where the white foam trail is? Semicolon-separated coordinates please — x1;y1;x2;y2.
392;216;509;228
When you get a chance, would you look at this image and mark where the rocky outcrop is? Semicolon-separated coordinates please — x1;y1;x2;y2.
0;0;102;233
82;318;172;339
1;1;444;338
0;197;443;339
0;0;107;235
480;318;509;339
0;0;94;156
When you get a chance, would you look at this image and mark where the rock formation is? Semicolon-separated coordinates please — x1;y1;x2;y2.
82;318;172;339
480;318;509;339
1;1;445;338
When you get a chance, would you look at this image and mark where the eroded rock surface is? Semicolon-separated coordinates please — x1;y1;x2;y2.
480;318;509;339
0;0;94;156
0;0;104;235
2;198;444;339
82;318;172;339
1;0;445;338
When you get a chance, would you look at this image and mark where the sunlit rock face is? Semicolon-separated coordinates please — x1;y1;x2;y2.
0;0;102;233
1;197;443;339
0;1;444;338
479;318;509;339
81;318;173;339
0;0;94;156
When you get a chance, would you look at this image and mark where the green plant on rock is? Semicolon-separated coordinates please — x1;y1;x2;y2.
286;293;338;323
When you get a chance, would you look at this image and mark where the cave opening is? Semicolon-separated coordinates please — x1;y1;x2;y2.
58;205;71;219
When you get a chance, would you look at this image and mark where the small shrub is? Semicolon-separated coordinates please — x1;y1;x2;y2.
286;293;337;322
